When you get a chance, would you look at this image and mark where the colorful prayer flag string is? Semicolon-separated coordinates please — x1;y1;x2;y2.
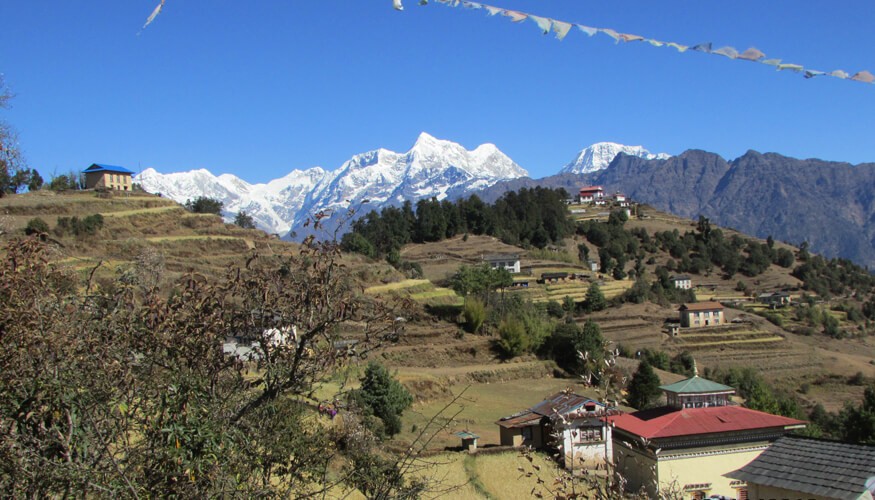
397;0;873;87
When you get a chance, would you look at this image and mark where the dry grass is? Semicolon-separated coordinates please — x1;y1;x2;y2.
365;279;431;294
472;452;572;499
100;205;183;218
681;336;785;348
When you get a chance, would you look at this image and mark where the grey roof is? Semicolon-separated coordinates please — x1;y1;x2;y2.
482;253;519;261
728;436;875;500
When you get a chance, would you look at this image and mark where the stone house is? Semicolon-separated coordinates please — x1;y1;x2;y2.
678;302;725;328
83;163;134;191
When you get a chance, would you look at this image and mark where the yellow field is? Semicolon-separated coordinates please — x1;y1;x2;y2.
365;279;432;294
408;451;570;500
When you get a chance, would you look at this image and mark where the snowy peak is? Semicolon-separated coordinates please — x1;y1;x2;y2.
560;142;670;174
135;133;527;238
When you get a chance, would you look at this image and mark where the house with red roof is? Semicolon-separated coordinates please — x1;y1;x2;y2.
679;301;725;328
610;372;805;499
496;391;621;469
578;186;605;204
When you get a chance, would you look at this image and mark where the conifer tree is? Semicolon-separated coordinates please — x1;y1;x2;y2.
627;360;662;410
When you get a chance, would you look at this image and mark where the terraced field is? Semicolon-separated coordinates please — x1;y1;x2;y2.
366;278;463;306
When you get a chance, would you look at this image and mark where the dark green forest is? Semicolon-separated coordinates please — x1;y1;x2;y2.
341;187;574;259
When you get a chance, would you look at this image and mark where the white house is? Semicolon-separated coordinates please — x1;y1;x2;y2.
482;253;521;274
670;275;692;290
579;186;605;204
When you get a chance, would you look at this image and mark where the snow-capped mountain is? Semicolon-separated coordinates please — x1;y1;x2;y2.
560;142;670;175
136;132;527;237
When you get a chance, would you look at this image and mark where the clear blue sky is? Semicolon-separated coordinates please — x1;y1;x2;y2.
2;1;874;182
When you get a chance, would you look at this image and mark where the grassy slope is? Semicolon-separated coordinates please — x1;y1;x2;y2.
5;190;875;449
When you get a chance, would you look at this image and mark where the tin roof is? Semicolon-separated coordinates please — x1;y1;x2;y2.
728;436;875;500
609;405;805;440
497;392;608;428
678;301;724;312
83;163;135;174
660;375;734;395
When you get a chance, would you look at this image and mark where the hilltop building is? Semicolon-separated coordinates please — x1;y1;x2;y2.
497;392;620;469
83;163;134;191
578;186;605;203
610;372;805;499
678;302;725;328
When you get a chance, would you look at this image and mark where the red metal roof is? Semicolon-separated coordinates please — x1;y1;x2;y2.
608;406;805;439
579;186;604;193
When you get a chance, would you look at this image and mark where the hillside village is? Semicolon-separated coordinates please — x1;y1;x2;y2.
2;172;875;499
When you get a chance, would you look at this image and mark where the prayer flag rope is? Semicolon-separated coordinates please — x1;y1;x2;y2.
396;0;875;86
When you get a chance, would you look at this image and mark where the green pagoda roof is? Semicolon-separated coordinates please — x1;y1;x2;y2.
660;376;734;394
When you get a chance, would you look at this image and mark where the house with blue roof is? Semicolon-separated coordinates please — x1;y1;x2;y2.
83;164;135;191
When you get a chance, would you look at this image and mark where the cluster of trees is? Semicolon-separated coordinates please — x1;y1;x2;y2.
810;385;875;444
342;187;574;260
792;249;875;300
616;269;697;306
24;214;106;239
184;196;224;215
0;235;425;497
55;214;105;237
579;213;800;282
703;366;803;420
0;167;43;195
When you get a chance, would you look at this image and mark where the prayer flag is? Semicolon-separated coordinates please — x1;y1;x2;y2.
850;71;875;83
553;21;573;41
803;69;825;79
713;46;739;59
485;5;502;16
830;70;849;79
738;48;765;61
577;25;597;37
393;0;404;11
646;39;665;48
530;15;553;34
142;0;165;30
600;28;621;43
690;42;712;53
503;10;527;22
619;33;645;43
777;63;803;72
667;42;688;53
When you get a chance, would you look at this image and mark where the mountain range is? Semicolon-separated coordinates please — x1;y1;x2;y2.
136;134;875;269
136;134;661;237
480;150;875;270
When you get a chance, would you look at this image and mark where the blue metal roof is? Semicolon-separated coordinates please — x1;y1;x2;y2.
84;163;135;174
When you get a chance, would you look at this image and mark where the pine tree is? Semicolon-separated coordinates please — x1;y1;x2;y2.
627;360;662;410
585;282;607;312
352;362;413;437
